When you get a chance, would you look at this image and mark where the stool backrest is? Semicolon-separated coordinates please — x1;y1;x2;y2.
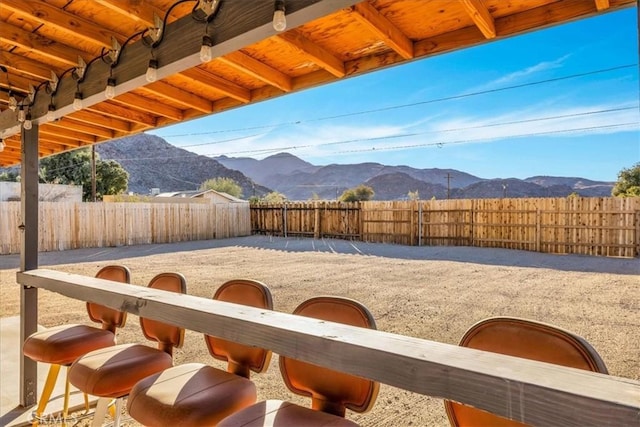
140;272;187;356
205;279;273;378
87;265;131;333
279;296;379;418
444;317;608;426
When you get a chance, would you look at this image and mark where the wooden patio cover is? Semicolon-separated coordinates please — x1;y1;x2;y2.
0;0;636;167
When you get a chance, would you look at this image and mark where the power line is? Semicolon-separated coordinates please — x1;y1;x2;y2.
157;63;637;140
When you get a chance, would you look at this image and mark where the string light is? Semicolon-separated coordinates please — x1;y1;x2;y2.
146;59;159;82
8;95;17;111
200;35;214;63
105;77;117;99
17;106;26;123
23;112;33;130
47;103;56;122
273;0;286;31
0;139;5;152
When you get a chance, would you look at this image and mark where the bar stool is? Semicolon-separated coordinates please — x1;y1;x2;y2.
23;265;130;426
69;272;186;427
219;296;379;427
127;278;273;426
444;317;609;426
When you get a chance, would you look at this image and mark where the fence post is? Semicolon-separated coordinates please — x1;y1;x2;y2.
283;203;288;238
314;202;320;239
418;202;422;247
536;209;541;252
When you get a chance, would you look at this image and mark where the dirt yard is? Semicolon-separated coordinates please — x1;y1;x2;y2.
1;236;638;426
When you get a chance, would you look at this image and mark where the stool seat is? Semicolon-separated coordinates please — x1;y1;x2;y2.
128;362;257;426
219;400;359;427
69;343;173;399
23;324;115;366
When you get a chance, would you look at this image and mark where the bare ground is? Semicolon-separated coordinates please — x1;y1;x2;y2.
1;236;638;426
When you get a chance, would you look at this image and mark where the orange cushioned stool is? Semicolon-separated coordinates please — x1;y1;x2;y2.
127;279;273;426
23;265;130;426
69;272;186;427
219;296;379;427
444;317;608;427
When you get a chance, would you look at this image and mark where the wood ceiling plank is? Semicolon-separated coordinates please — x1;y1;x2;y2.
595;0;610;11
0;0;118;48
276;30;345;78
68;110;131;132
461;0;497;39
219;51;293;92
0;21;87;66
110;92;184;120
48;118;115;139
93;0;162;27
180;68;251;103
0;72;43;93
40;126;97;143
0;50;54;81
350;2;414;59
87;102;157;127
142;82;213;113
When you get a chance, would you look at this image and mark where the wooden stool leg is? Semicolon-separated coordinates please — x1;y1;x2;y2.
91;398;109;427
112;398;123;427
32;364;61;426
62;367;71;423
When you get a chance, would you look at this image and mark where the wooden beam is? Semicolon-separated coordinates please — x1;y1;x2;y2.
40;126;97;144
67;110;131;133
110;92;184;120
218;51;292;92
0;50;56;81
86;102;157;127
595;0;610;11
0;22;87;66
461;0;496;39
0;73;43;93
351;2;414;59
180;68;252;103
48;118;115;139
276;30;346;77
142;82;213;113
0;0;119;48
17;269;640;427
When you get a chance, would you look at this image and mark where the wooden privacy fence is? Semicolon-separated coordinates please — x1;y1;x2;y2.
251;197;640;258
0;202;250;255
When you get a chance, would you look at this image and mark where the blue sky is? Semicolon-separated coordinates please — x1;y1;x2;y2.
150;7;639;182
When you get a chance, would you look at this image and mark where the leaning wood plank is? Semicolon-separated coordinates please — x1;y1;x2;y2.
17;269;640;427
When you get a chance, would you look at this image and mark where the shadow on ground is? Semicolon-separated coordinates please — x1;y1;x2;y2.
1;235;638;275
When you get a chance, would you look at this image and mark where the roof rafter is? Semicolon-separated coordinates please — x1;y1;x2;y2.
87;102;157;127
276;30;345;78
142;82;213;113
0;50;55;81
0;22;89;66
218;51;293;92
68;110;131;133
110;92;184;120
350;2;414;59
461;0;496;39
47;118;115;139
93;0;164;27
595;0;610;11
180;68;251;103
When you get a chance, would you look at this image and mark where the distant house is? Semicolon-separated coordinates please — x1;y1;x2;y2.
155;189;247;204
0;182;82;202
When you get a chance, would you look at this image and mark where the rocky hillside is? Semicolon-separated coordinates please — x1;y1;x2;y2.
216;152;614;200
95;134;270;197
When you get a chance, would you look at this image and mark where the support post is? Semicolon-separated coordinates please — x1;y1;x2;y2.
19;122;39;407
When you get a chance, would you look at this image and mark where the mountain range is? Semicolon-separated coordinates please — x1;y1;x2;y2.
3;135;614;200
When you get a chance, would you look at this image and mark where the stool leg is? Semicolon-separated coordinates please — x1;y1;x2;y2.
32;364;61;426
112;398;123;427
91;398;109;427
62;367;71;423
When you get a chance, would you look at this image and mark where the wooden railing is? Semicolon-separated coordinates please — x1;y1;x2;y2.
251;198;640;258
16;269;640;426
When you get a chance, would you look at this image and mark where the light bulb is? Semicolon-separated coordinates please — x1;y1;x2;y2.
9;96;18;111
0;140;5;152
105;78;116;99
146;59;158;83
17;107;26;123
23;115;33;130
73;91;83;111
47;104;56;122
273;0;286;31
